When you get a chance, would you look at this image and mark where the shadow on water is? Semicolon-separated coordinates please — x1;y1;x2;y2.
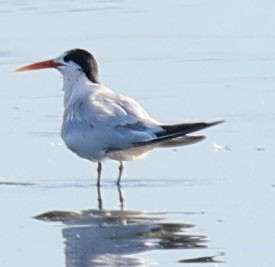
34;186;224;266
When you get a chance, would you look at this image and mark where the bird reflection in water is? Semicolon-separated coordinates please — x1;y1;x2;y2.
97;185;125;210
35;187;208;267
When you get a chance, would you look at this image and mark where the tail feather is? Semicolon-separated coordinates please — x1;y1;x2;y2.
158;135;206;148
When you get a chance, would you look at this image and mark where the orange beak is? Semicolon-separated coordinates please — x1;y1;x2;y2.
15;59;64;72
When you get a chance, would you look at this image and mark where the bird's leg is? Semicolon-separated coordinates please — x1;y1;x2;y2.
116;161;124;186
97;161;102;187
97;185;103;210
117;186;125;210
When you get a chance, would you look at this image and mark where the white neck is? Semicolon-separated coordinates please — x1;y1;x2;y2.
62;69;92;109
63;69;79;106
58;62;101;109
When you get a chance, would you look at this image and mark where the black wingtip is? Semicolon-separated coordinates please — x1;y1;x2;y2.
208;120;225;127
159;119;225;138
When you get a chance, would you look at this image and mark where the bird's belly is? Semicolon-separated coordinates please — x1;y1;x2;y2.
61;121;105;161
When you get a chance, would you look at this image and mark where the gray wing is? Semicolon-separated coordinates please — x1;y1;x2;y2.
79;86;158;125
67;87;162;150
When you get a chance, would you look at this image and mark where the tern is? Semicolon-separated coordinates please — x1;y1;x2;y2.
16;48;223;186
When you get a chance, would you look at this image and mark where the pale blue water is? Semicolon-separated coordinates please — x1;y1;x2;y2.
1;1;275;266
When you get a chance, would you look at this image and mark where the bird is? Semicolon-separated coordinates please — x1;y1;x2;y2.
15;48;224;186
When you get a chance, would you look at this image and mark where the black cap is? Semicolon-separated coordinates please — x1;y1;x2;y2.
63;48;99;83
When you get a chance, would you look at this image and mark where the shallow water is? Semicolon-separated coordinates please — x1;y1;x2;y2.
1;0;275;266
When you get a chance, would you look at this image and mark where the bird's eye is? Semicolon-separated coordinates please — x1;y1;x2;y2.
63;55;70;63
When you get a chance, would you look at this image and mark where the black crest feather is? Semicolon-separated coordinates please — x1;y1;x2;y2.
64;48;99;83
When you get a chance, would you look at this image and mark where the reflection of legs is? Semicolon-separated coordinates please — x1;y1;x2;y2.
97;185;103;210
97;161;102;187
117;185;125;209
116;161;124;186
